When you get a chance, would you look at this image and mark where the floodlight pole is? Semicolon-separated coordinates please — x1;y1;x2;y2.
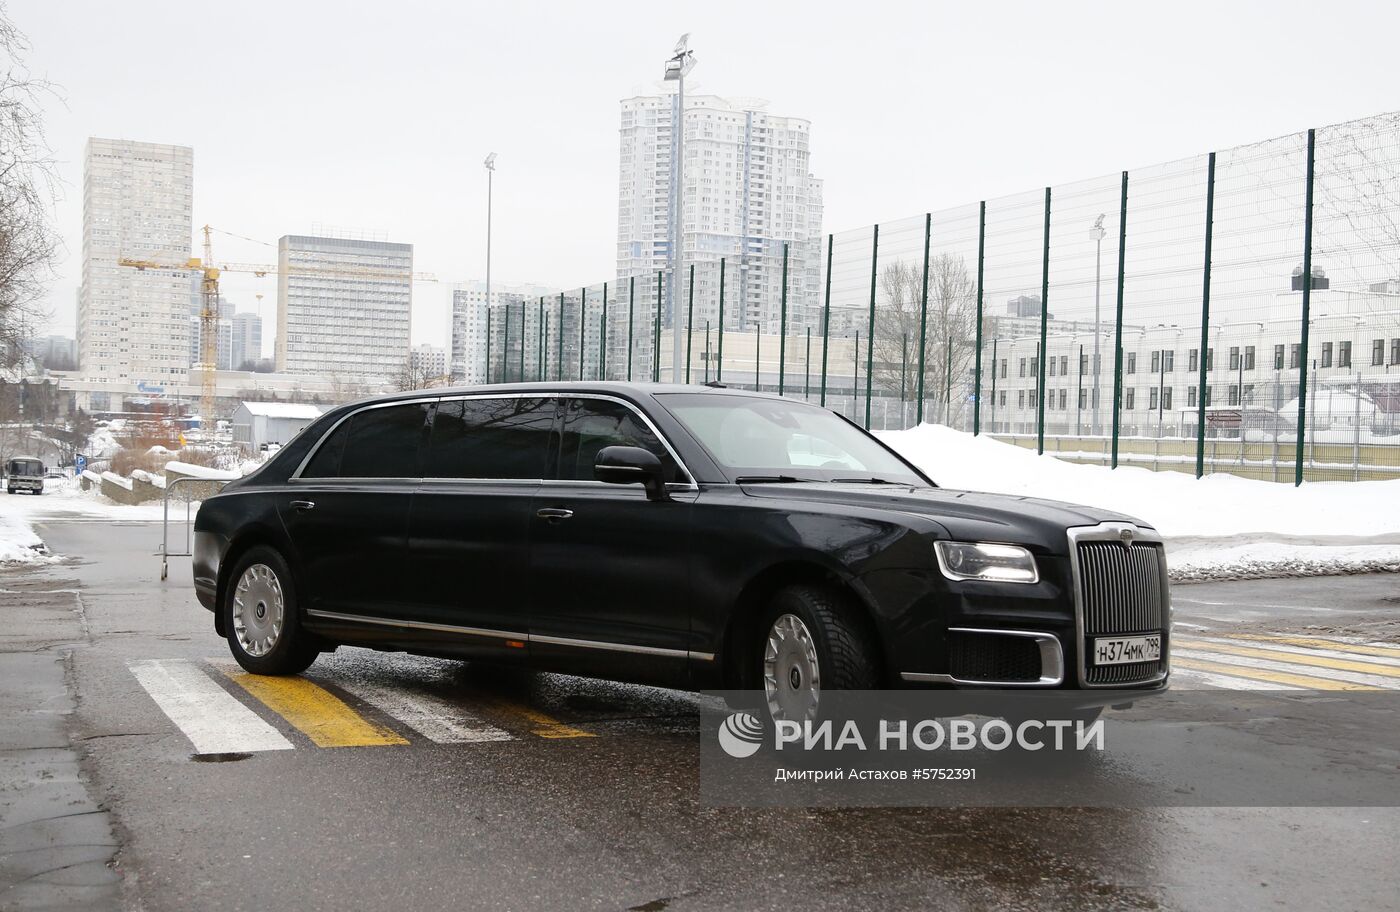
664;36;696;383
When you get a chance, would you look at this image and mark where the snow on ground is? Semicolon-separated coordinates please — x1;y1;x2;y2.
880;424;1400;580
0;508;52;564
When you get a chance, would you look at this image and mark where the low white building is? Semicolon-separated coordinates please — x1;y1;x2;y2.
230;401;324;452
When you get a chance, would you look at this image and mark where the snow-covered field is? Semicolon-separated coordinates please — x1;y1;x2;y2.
881;424;1400;580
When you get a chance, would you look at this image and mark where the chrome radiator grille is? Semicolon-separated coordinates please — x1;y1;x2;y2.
1072;534;1169;686
1077;541;1167;636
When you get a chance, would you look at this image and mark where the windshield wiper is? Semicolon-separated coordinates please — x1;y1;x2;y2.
831;477;901;485
735;474;809;484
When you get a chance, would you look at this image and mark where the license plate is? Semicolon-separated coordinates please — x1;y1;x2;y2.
1092;635;1161;666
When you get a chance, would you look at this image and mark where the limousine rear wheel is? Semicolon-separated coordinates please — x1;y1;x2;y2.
761;584;879;722
224;545;318;676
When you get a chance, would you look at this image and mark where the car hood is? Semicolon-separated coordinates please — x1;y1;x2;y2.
739;483;1151;553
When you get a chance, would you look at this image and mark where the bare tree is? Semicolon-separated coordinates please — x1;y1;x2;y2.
0;5;60;368
872;253;984;422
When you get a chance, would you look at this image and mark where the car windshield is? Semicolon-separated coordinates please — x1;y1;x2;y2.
657;394;928;486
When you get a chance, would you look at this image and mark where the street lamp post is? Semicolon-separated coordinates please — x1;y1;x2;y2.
484;152;497;373
664;34;696;383
1090;214;1107;436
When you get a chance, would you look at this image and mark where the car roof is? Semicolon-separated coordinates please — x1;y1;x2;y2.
343;381;799;408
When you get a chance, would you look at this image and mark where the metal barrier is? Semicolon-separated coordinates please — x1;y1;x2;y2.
159;475;230;581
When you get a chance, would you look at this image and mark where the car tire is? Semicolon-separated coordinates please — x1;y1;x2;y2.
223;545;319;675
759;584;880;722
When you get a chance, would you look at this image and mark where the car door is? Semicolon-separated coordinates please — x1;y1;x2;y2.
403;394;555;659
280;399;431;622
527;395;696;686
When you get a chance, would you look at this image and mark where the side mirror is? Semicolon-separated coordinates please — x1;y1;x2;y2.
594;445;669;502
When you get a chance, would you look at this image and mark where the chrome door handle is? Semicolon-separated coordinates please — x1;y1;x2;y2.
290;500;316;511
536;507;574;523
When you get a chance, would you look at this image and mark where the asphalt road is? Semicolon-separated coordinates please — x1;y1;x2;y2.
4;517;1399;912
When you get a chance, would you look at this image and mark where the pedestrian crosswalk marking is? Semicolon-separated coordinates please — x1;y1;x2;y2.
1171;656;1381;691
1210;633;1400;661
325;676;516;744
1181;635;1400;669
1175;639;1400;680
463;692;595;739
128;659;294;755
210;661;409;748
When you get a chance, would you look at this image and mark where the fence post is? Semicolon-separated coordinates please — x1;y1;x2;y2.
1196;151;1217;479
518;302;525;382
538;297;545;381
1111;172;1128;468
754;314;761;390
654;272;662;383
900;331;908;405
600;282;608;380
778;243;789;396
627;277;635;382
502;302;511;382
578;288;586;381
820;234;833;406
542;312;549;382
717;258;726;383
1295;127;1317;487
853;331;860;419
557;292;564;381
973;201;986;435
805;326;812;399
916;213;931;424
705;322;711;383
1036;187;1051;454
865;224;879;429
486;307;492;383
685;264;695;384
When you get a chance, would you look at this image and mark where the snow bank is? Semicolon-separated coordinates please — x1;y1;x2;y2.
99;471;132;491
879;424;1400;578
130;469;167;489
0;511;51;564
163;461;242;481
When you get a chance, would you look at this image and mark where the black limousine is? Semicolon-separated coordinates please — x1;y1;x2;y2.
194;383;1169;719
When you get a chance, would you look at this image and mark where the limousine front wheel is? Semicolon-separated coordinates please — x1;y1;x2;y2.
224;545;319;676
761;584;878;722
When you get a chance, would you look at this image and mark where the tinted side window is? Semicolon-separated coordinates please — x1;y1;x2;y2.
426;397;554;479
339;402;431;478
301;420;350;477
556;398;682;483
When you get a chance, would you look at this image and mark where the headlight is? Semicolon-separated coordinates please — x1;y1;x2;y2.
934;541;1039;583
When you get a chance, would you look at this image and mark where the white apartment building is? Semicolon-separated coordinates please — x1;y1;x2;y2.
410;343;446;382
450;281;556;384
274;235;413;387
616;93;824;361
231;311;263;370
78;138;195;383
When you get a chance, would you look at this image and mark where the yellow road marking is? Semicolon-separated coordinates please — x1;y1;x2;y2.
1211;633;1400;661
222;671;408;748
1172;656;1380;691
468;694;595;739
1175;640;1400;678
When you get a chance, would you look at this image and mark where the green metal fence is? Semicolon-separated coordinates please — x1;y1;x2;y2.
478;110;1400;484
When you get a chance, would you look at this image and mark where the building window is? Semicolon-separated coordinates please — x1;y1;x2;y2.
1000;359;1008;379
1188;349;1198;372
1151;350;1161;373
1229;346;1240;370
1289;344;1300;369
1079;388;1087;409
1229;384;1240;406
1243;383;1254;404
1019;358;1027;378
1125;388;1135;410
1163;388;1173;411
1374;339;1386;366
1245;345;1256;370
1059;389;1067;410
1049;357;1057;377
1204;386;1212;406
1018;390;1025;409
1188;386;1197;407
999;390;1006;406
1321;342;1333;368
1149;388;1158;411
1060;355;1069;376
1126;352;1137;374
1205;348;1212;371
1164;350;1174;372
1393;339;1400;366
1274;344;1285;370
1030;357;1038;377
1338;340;1351;369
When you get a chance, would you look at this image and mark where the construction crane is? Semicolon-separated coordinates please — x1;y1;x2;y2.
119;225;437;430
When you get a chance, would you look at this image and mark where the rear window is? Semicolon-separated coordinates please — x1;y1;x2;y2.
301;402;430;478
425;397;554;480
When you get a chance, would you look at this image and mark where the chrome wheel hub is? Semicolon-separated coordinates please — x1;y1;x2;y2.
763;613;821;722
232;563;284;658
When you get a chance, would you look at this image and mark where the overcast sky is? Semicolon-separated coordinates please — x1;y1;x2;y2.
14;0;1400;353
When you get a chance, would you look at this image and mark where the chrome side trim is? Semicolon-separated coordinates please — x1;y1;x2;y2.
304;608;527;642
303;609;715;661
900;627;1063;687
1066;522;1172;689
